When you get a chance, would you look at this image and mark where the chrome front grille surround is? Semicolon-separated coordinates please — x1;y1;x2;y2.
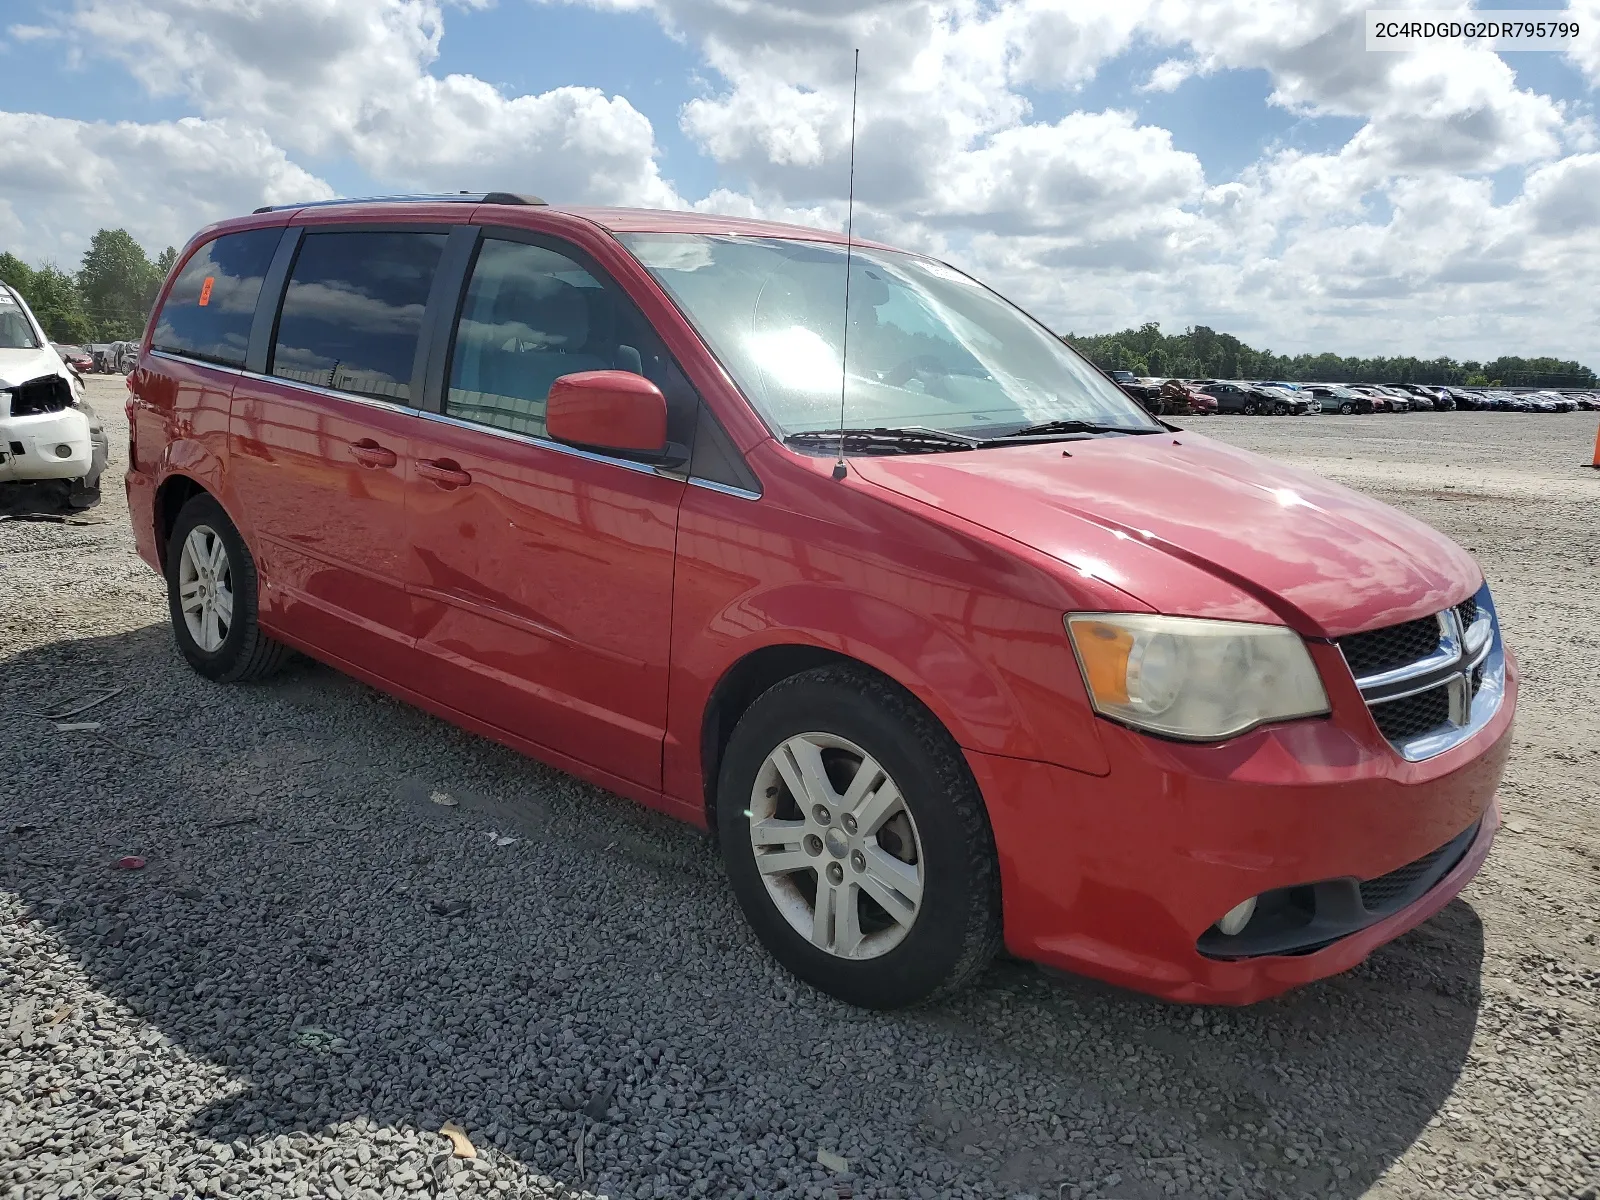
1337;583;1505;762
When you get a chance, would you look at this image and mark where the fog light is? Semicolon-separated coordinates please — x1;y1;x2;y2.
55;444;73;458
1216;896;1257;936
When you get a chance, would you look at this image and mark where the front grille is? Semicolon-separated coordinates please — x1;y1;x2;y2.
1338;616;1440;677
1342;593;1498;759
1370;685;1451;742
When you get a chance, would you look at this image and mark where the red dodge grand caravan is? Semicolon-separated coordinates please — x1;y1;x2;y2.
127;194;1515;1009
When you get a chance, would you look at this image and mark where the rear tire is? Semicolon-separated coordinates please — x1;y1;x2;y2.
716;666;1002;1009
166;494;291;683
1339;402;1355;414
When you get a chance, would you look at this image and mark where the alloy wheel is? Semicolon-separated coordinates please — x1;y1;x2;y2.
177;523;234;653
747;733;925;960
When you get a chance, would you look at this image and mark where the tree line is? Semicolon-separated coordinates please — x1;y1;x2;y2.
0;229;177;346
1066;322;1598;389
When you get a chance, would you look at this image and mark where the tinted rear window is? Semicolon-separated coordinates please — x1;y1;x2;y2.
153;228;282;367
270;231;446;402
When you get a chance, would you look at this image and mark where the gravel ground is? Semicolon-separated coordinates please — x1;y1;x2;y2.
2;380;1598;1200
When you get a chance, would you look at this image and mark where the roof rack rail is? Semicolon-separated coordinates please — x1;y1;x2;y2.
251;191;547;215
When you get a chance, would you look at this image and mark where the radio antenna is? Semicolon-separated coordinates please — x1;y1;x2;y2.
833;47;861;482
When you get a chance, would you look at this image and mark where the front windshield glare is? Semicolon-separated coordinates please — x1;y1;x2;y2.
619;233;1156;439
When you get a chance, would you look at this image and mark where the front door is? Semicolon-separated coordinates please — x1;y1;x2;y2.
405;233;695;790
229;228;447;671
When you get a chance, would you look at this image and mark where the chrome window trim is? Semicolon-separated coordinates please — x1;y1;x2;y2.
150;348;247;377
234;364;418;415
164;354;696;480
687;477;760;502
414;406;686;480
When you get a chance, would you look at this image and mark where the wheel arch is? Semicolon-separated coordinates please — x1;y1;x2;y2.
697;642;985;832
153;473;211;571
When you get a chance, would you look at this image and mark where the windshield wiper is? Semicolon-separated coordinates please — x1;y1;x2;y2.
784;426;982;454
1001;419;1162;438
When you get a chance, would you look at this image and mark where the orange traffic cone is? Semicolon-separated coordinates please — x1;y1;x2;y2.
1592;422;1600;468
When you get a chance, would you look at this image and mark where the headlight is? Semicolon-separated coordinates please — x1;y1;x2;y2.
1065;613;1330;741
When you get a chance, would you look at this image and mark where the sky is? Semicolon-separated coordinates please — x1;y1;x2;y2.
1;0;1597;362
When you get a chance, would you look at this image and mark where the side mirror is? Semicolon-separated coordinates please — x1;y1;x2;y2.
546;370;683;465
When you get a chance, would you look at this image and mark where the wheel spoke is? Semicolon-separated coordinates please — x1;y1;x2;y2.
179;581;204;613
750;817;806;850
811;878;839;949
183;528;210;574
207;535;229;575
858;846;921;926
849;774;903;837
755;847;814;877
213;587;233;624
833;884;865;957
772;736;836;808
839;752;885;809
202;606;224;652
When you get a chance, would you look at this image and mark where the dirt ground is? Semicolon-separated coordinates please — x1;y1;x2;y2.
1;379;1597;1200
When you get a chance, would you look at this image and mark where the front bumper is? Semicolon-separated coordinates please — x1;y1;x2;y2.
972;648;1516;1005
0;406;95;483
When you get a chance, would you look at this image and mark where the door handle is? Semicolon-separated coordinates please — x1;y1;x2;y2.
417;458;473;488
348;439;398;469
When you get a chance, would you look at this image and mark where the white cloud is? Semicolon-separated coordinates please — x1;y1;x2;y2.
5;24;60;42
1140;58;1199;93
3;0;1598;361
1565;0;1600;86
62;0;681;205
620;0;1597;358
0;113;332;266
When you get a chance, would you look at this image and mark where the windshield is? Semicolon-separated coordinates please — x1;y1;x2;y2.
619;233;1158;439
0;290;41;350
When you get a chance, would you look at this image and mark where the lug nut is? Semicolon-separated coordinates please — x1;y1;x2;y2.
826;862;844;885
812;804;831;825
804;834;823;857
841;813;858;835
850;850;865;873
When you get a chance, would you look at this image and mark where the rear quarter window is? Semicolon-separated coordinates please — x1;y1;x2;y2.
153;228;282;367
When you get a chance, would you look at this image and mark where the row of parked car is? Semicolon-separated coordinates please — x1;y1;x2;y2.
50;341;139;375
1109;372;1600;417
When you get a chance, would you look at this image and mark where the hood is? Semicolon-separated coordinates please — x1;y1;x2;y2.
852;432;1481;638
0;346;69;389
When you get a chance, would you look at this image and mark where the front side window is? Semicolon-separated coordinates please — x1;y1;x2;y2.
619;233;1157;440
445;237;696;442
271;230;446;402
153;228;281;367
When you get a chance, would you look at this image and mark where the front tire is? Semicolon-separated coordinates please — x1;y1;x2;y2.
166;494;291;682
717;666;1002;1009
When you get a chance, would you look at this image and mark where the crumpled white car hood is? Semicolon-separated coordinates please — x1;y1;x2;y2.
0;345;71;389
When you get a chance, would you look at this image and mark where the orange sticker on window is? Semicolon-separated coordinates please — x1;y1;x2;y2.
198;276;215;306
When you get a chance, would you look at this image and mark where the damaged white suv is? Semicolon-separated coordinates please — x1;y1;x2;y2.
1;282;107;511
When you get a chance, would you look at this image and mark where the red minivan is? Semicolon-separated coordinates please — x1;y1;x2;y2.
126;195;1515;1009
